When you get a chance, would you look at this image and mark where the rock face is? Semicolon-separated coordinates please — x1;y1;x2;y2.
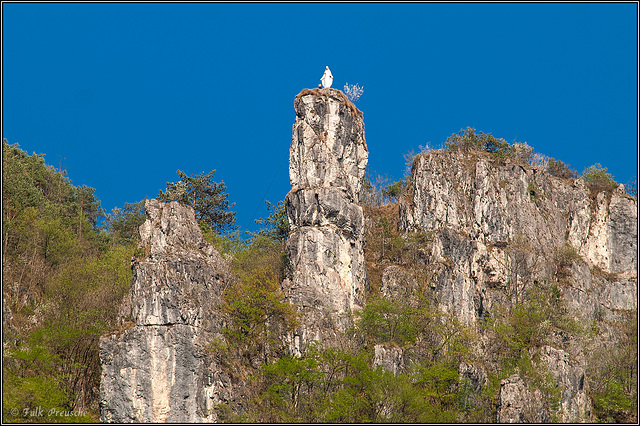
283;88;369;354
497;346;592;423
497;374;549;423
99;200;233;423
373;344;404;375
399;150;637;325
398;150;636;422
538;346;592;422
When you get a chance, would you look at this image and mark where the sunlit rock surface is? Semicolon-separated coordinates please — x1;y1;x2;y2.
399;150;637;326
99;200;233;423
399;150;635;422
283;88;368;355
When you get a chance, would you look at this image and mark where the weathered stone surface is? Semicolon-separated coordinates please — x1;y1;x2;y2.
399;150;635;422
284;88;368;355
381;265;420;301
458;362;488;394
373;344;404;375
285;188;364;239
496;346;593;423
99;200;233;423
497;374;548;423
537;345;593;422
399;150;637;325
289;88;368;201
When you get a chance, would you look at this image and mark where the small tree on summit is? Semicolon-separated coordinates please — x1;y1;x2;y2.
582;163;618;193
344;83;364;102
158;170;236;234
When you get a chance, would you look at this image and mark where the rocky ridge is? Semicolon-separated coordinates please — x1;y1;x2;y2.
399;150;637;326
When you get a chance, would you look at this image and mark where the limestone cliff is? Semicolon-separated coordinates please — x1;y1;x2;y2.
390;149;637;422
497;346;593;422
399;150;637;326
283;88;369;355
99;200;235;423
96;92;636;423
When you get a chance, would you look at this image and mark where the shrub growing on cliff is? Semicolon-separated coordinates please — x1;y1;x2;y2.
588;312;637;422
219;202;296;365
253;200;289;243
361;172;395;207
248;342;471;423
104;200;146;246
382;180;405;202
222;264;297;364
581;163;618;193
546;157;577;179
2;140;141;419
158;169;237;233
343;83;364;102
445;127;510;159
624;177;637;198
358;296;427;347
508;142;534;164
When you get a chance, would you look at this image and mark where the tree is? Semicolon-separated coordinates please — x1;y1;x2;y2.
445;127;509;158
157;170;236;233
105;200;147;246
73;185;104;237
546;158;577;179
343;83;364;102
509;142;534;164
624;177;637;198
582;163;618;193
253;200;289;243
382;181;404;202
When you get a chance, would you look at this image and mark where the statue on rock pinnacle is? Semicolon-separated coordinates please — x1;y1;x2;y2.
320;66;333;88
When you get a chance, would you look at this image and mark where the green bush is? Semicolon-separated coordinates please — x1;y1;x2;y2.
445;127;511;161
247;343;471;423
357;296;428;347
582;163;617;192
382;180;404;201
158;169;236;233
588;312;637;422
546;157;577;179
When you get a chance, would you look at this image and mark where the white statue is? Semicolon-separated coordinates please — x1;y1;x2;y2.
320;66;333;88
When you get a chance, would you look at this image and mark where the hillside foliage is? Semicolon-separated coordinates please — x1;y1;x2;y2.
2;134;636;423
2;139;136;422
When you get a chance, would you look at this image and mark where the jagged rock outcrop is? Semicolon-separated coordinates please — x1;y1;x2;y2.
399;150;637;325
373;344;404;375
283;88;368;355
398;150;636;422
497;374;549;423
459;361;488;394
99;200;234;423
538;345;592;422
497;346;592;423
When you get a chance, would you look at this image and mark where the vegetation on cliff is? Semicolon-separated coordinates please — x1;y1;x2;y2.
376;127;633;204
2;139;137;422
2;131;636;423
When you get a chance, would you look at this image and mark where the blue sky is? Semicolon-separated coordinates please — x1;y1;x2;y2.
3;2;638;233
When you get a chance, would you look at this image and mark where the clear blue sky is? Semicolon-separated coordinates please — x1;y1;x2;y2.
3;3;638;233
